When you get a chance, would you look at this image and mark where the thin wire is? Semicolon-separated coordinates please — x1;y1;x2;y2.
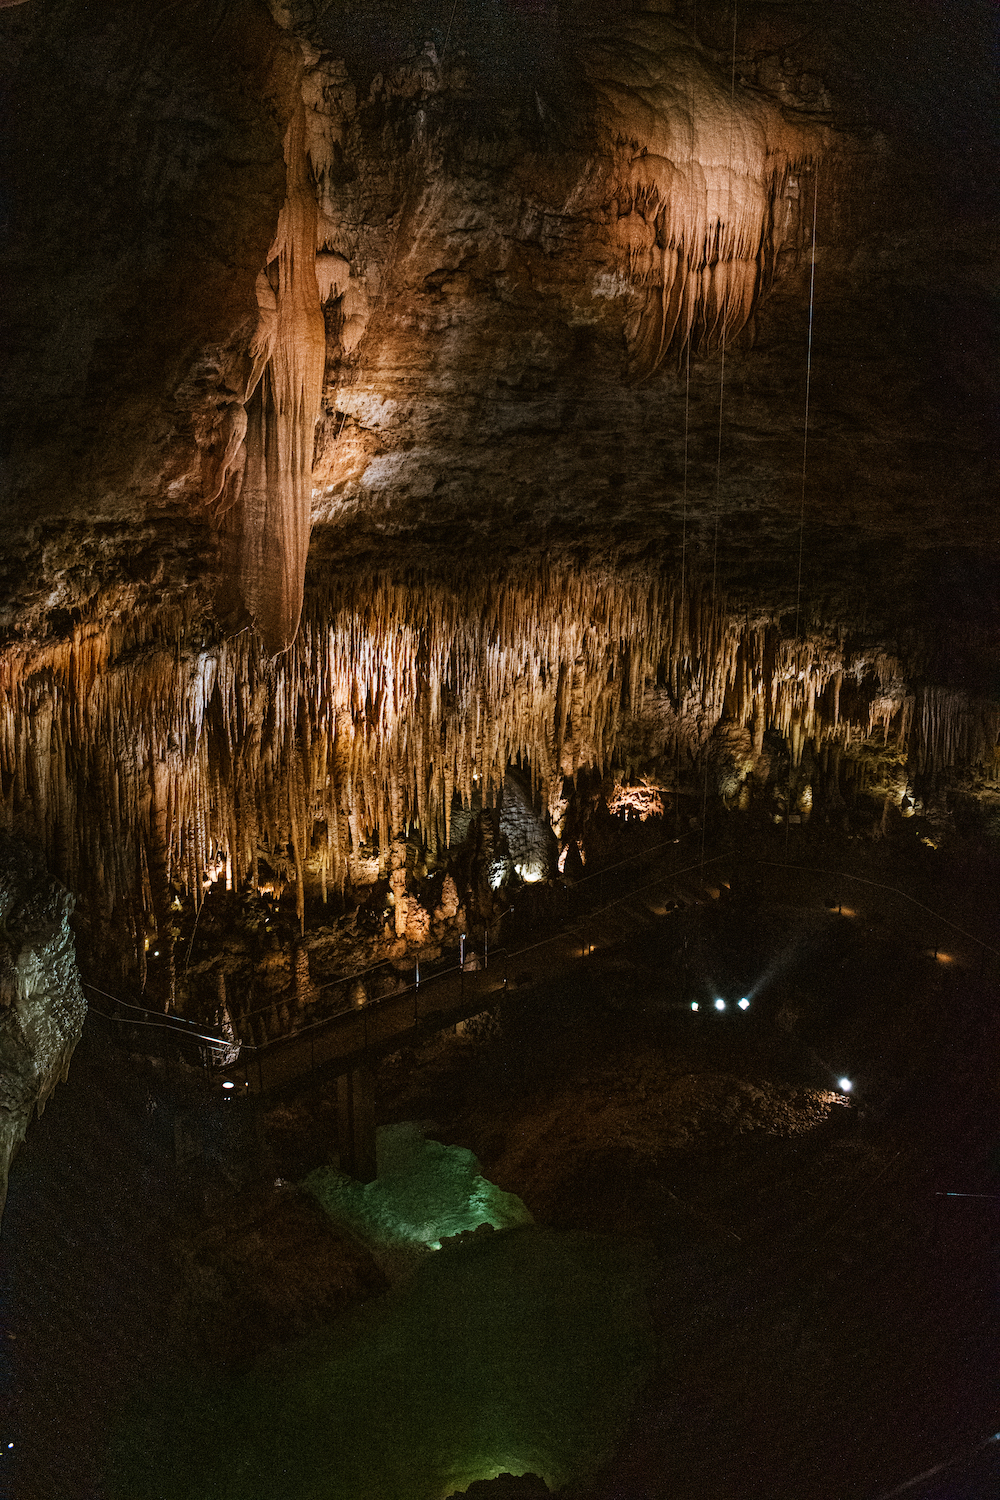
793;165;820;643
442;0;459;57
702;0;738;873
675;0;697;840
755;859;1000;957
677;310;691;839
870;1431;1000;1500
786;171;820;856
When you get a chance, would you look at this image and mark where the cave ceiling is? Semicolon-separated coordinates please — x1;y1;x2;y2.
1;0;996;640
0;0;997;950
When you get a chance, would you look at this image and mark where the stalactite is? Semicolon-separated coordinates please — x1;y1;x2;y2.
0;571;996;964
208;99;326;656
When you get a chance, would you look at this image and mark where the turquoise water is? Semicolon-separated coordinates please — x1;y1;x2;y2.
304;1122;535;1260
108;1131;655;1500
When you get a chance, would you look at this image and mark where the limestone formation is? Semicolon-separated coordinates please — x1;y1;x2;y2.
0;838;86;1221
0;0;994;1007
2;570;995;973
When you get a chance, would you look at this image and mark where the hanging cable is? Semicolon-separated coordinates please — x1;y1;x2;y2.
793;165;820;643
677;337;691;839
702;0;738;873
786;165;820;854
676;1;697;841
442;0;459;58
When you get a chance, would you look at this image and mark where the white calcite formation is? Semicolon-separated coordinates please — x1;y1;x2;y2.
0;838;86;1221
0;1;995;1002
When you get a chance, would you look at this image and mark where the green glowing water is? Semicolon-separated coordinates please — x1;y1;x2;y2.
108;1131;655;1500
305;1122;535;1258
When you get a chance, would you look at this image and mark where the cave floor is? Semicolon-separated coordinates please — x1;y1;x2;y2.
6;823;1000;1499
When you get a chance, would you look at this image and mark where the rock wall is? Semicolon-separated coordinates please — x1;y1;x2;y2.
0;838;86;1221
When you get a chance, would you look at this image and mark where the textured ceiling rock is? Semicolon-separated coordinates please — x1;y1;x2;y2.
0;0;995;647
291;1;996;655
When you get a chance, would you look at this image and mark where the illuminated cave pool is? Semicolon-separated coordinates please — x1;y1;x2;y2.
109;1129;655;1500
305;1121;536;1260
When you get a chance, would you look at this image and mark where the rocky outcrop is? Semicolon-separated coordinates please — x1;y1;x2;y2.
0;838;86;1221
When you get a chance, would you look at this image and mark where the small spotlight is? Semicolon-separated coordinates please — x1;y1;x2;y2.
738;998;750;1010
222;1081;235;1090
714;998;726;1011
690;1001;699;1011
838;1077;853;1093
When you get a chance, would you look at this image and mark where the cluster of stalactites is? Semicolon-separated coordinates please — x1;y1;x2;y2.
0;573;996;959
617;152;817;375
584;15;825;374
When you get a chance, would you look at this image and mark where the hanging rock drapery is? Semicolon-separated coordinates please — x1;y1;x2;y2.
203;98;326;656
583;15;826;375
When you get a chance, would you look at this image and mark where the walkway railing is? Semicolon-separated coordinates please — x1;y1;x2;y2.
85;830;710;1081
87;834;998;1092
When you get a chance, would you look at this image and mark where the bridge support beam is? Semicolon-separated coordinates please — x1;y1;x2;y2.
336;1065;377;1182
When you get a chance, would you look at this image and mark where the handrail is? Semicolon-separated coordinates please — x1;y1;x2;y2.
234;829;699;1024
245;842;725;1058
91;833;994;1079
241;841;997;1070
83;982;236;1050
83;982;210;1029
755;859;1000;958
85;1008;235;1056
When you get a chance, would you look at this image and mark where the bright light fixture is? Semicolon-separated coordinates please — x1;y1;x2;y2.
738;998;750;1010
690;1001;699;1011
838;1077;853;1093
714;998;726;1011
222;1081;235;1090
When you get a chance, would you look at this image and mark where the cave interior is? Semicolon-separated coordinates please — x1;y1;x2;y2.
1;1;999;1497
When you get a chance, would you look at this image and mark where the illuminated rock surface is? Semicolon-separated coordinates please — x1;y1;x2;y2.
306;1121;533;1266
0;3;998;1495
0;0;995;983
0;838;85;1221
